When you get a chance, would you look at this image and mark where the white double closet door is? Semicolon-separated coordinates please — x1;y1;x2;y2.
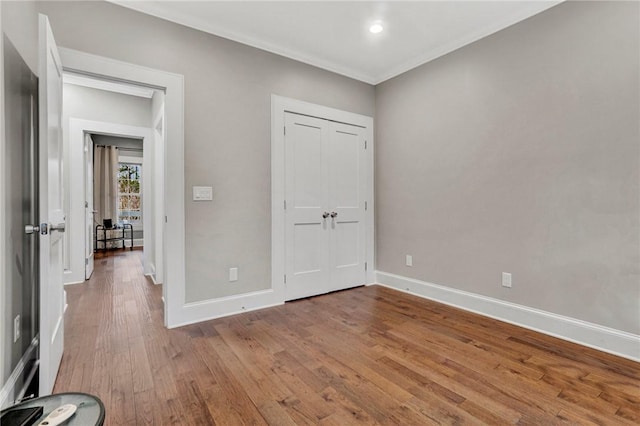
284;112;367;301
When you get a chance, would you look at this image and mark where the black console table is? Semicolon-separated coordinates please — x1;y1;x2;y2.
95;223;133;251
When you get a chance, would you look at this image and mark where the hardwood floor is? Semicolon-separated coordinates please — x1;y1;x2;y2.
55;251;640;425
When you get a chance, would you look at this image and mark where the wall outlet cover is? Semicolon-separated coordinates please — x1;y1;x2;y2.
502;272;512;288
229;267;238;282
193;186;213;201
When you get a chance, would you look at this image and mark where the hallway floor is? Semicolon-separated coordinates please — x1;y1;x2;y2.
55;250;639;425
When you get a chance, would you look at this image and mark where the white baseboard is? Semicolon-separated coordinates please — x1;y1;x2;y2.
169;289;283;329
63;270;83;285
146;273;159;285
0;339;38;409
375;271;640;362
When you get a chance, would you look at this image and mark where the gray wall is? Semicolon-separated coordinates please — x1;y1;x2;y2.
63;84;152;128
37;1;375;302
375;1;640;334
1;1;37;73
1;0;39;399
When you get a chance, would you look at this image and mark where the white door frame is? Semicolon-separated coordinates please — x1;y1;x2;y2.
66;118;152;284
152;104;165;286
84;134;94;279
271;95;375;298
59;48;184;328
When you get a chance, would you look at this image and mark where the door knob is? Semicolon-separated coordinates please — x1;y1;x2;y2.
322;212;330;219
25;223;47;235
25;224;40;235
330;212;338;218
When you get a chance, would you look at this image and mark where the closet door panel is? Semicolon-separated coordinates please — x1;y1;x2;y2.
330;129;360;209
334;221;360;267
293;223;323;274
327;122;366;292
284;113;330;300
292;128;323;209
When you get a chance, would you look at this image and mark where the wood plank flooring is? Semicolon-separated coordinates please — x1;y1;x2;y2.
54;250;640;425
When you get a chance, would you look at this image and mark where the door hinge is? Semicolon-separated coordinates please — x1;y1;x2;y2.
365;140;367;149
284;200;287;210
365;262;368;271
85;258;89;266
284;274;287;284
85;201;89;208
284;126;286;135
365;201;368;211
165;216;168;223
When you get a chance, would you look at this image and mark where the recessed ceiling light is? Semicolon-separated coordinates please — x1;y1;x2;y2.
369;22;384;34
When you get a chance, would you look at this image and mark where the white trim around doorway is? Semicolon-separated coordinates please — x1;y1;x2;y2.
270;95;376;299
65;118;151;285
59;48;185;328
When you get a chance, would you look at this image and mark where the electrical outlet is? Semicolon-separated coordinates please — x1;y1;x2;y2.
502;272;512;288
13;315;20;342
229;267;238;282
406;255;413;267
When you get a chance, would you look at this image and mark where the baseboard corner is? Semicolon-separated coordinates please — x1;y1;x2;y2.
375;270;640;363
168;289;284;329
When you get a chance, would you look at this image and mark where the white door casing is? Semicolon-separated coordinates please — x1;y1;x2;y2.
66;119;151;285
153;105;165;285
283;110;369;301
272;96;374;303
84;133;94;279
59;48;184;328
38;14;65;395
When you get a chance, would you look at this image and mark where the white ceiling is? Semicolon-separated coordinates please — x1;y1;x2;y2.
110;1;562;85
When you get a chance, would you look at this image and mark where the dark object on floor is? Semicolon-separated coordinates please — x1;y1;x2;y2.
0;406;43;426
102;218;113;229
0;393;104;426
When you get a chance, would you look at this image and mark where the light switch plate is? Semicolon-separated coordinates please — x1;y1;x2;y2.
193;186;213;201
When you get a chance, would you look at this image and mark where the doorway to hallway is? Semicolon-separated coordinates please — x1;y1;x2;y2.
62;76;165;292
59;47;184;328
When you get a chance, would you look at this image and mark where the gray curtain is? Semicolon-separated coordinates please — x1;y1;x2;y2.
93;145;118;226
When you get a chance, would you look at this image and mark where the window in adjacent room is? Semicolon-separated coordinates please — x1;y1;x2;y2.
117;163;142;225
